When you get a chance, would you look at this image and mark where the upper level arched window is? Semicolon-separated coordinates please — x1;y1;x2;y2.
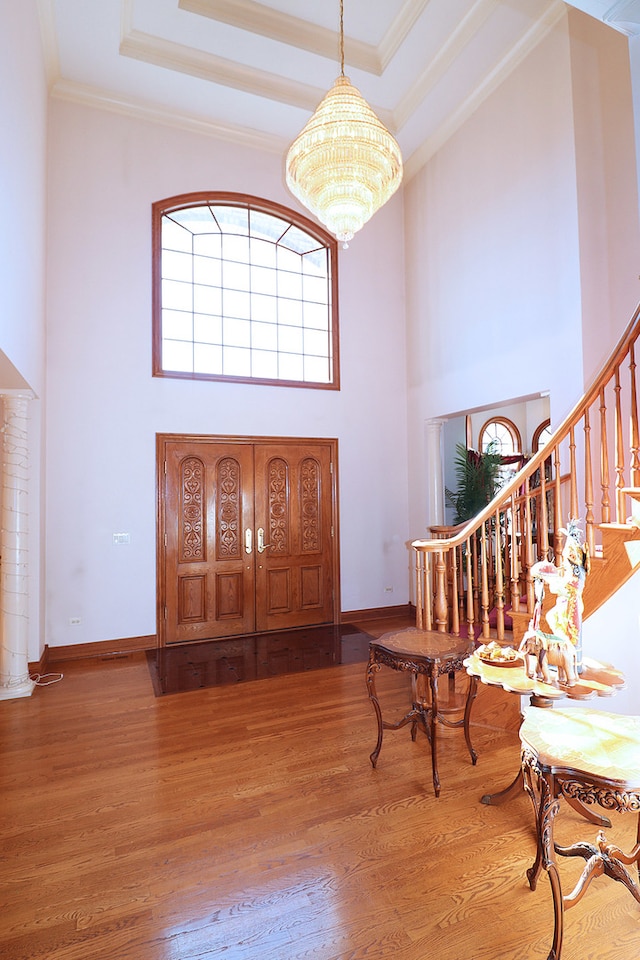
479;417;521;456
153;193;339;389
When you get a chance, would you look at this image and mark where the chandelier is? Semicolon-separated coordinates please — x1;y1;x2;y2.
285;0;403;247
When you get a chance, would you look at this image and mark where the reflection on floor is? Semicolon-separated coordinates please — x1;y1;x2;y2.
147;619;413;696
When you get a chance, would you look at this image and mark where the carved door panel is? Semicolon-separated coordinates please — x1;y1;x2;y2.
158;436;338;646
162;440;255;644
254;442;335;632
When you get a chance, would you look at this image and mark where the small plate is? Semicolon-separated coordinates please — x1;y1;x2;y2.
479;655;524;669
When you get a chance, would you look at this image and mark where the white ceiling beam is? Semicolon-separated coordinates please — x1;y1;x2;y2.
178;0;433;76
119;28;397;129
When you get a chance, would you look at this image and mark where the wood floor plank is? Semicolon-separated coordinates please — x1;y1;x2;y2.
1;649;638;959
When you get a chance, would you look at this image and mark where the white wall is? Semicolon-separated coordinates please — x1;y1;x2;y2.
404;11;640;541
0;0;47;394
582;568;640;716
405;19;583;540
568;9;640;383
631;33;640;207
44;101;409;650
0;0;48;661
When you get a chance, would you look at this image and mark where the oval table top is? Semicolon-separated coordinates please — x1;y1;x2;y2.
520;706;640;787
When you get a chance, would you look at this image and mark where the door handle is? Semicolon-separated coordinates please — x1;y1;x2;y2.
245;528;252;554
257;527;271;553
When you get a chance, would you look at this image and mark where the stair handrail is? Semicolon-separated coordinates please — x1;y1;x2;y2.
412;302;640;638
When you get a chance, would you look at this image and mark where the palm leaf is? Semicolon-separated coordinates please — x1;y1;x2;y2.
445;441;503;524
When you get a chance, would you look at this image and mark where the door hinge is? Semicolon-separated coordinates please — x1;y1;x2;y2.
164;460;167;475
164;605;167;620
164;532;167;547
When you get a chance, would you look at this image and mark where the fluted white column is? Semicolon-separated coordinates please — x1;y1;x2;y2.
426;418;446;529
0;393;35;700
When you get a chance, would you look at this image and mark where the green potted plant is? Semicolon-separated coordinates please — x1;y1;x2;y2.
445;441;504;524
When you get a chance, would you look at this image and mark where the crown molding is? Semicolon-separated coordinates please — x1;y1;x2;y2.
565;0;640;36
35;0;60;85
179;0;381;74
119;28;397;129
404;0;567;181
377;0;435;72
178;0;433;76
394;0;499;131
120;29;321;111
49;78;289;154
603;0;640;36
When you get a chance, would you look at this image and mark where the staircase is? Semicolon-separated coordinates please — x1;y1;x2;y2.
412;305;640;643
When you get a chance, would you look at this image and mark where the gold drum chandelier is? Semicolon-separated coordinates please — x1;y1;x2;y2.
285;1;403;247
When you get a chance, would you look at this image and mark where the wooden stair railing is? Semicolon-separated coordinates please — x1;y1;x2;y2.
412;303;640;642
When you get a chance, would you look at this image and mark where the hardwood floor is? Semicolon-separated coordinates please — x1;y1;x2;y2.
1;637;638;960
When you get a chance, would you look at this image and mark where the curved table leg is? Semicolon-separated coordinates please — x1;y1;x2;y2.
546;860;564;960
464;674;478;766
563;793;611;828
522;757;564;960
365;656;384;768
481;769;524;806
429;671;440;798
482;768;613;827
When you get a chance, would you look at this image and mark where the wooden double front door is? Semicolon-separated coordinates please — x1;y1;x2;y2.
157;435;339;646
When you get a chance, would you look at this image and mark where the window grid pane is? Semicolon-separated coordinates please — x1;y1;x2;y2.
158;198;336;387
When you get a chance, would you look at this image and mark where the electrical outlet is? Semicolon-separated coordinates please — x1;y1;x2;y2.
69;617;81;625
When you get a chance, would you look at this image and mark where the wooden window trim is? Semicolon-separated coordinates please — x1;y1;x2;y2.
532;418;552;452
478;416;522;454
152;191;340;390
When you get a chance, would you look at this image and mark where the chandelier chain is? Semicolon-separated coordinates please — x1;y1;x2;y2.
339;0;345;76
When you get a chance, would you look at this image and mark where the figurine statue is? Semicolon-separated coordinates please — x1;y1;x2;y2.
519;519;590;685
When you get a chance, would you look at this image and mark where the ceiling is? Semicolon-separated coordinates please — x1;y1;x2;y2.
39;0;640;180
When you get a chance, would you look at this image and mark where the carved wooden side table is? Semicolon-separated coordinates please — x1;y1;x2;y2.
520;707;640;959
365;627;478;797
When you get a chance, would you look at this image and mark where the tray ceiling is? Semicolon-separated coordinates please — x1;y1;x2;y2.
40;0;640;179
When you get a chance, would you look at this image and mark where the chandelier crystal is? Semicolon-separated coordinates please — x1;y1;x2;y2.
285;2;403;247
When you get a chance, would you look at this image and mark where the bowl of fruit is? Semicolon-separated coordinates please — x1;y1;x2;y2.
477;641;523;668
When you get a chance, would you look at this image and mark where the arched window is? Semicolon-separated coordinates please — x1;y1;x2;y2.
153;193;339;388
479;417;522;489
532;419;552;451
479;417;521;456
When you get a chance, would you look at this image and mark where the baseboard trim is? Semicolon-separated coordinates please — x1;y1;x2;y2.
32;605;414;669
342;603;413;622
32;635;157;670
29;647;49;678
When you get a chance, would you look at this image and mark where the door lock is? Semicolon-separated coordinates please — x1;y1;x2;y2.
245;528;252;554
257;527;271;553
